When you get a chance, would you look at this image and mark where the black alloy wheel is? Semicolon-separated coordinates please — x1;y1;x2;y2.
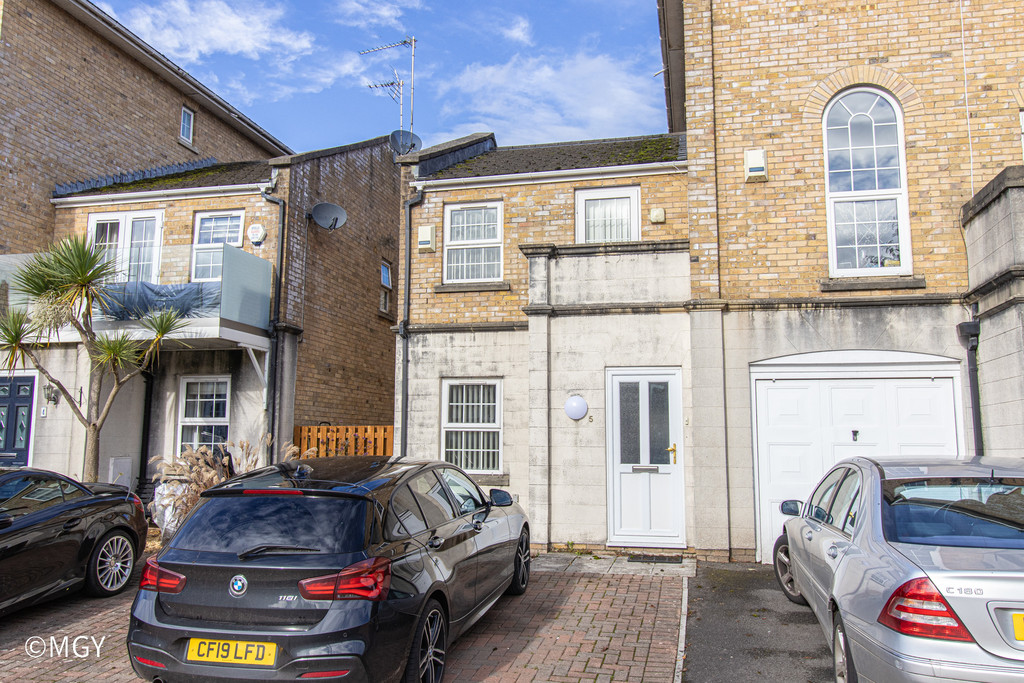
506;528;530;595
772;534;807;605
405;599;447;683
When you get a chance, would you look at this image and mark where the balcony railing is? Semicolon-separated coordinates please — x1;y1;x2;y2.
0;244;272;347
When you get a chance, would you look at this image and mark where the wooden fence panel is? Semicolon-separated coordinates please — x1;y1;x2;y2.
293;425;394;458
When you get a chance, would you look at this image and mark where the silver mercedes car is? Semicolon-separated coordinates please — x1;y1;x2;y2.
772;457;1024;682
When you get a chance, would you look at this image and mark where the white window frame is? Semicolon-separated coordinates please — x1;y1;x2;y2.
575;186;641;244
180;106;195;144
177;376;230;455
441;379;502;474
192;210;244;282
380;260;393;313
823;87;912;278
87;209;164;283
442;201;503;284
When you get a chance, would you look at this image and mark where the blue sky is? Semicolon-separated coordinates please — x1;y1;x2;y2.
95;0;668;153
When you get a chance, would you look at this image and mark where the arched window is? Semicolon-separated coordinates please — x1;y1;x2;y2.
823;88;911;277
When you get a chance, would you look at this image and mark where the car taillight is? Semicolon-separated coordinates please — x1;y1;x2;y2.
129;493;145;516
298;557;391;601
878;577;974;642
139;557;187;594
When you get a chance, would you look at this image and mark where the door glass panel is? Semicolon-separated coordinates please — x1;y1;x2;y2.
14;406;28;450
808;468;847;524
649;382;671;465
618;382;640;464
0;406;7;445
16;385;30;397
409;472;456;528
0;387;9;398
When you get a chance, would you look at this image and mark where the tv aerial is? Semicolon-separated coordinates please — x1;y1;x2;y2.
361;36;417;151
307;202;347;231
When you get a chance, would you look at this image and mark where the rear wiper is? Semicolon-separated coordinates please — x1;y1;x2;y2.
237;544;321;560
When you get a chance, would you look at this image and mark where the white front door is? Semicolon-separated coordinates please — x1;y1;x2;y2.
754;376;960;561
606;368;685;547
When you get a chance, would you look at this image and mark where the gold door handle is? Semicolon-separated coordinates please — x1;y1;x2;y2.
666;443;677;464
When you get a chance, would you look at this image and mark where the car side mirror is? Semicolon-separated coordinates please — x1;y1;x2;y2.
780;500;802;516
490;489;514;507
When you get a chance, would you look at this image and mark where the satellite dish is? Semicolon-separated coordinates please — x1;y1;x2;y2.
309;203;347;231
389;129;422;155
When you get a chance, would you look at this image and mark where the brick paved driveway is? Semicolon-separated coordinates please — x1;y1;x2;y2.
0;552;689;683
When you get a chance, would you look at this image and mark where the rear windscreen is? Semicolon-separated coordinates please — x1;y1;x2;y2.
882;478;1024;549
171;495;368;554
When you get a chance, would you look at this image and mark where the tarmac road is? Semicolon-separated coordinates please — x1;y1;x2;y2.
682;561;832;682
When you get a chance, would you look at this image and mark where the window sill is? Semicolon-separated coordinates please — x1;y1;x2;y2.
178;137;199;154
434;281;511;293
819;276;926;292
377;310;396;323
468;473;510;488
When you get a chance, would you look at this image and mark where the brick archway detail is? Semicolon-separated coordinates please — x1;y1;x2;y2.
804;66;923;120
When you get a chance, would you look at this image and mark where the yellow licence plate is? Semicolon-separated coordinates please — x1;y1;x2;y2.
1014;614;1024;641
186;638;277;666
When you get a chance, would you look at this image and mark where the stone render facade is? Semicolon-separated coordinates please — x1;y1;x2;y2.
0;0;279;256
962;169;1024;458
399;0;1024;558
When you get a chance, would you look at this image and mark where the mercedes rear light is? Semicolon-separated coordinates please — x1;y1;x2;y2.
298;557;391;601
878;577;974;642
129;492;145;516
139;557;187;594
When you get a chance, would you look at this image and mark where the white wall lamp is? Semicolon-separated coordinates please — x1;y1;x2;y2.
563;395;588;421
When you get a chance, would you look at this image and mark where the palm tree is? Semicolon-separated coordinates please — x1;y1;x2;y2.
0;236;184;481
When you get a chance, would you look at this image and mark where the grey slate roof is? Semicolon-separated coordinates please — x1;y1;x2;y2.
413;133;686;180
55;160;273;198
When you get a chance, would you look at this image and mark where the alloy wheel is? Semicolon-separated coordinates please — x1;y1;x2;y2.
417;607;446;683
97;533;134;592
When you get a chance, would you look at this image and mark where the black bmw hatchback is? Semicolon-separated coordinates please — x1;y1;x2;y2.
127;456;530;683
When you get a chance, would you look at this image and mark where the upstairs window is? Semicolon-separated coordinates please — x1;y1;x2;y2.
575;186;641;243
443;202;502;283
192;210;244;281
380;261;393;313
88;210;163;283
180;106;195;144
824;88;911;277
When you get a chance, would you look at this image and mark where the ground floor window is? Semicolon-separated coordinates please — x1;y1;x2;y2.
441;379;501;473
178;377;230;454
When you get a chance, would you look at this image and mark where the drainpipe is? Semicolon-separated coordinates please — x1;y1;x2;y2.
398;190;423;460
957;318;983;460
134;369;154;495
262;188;287;461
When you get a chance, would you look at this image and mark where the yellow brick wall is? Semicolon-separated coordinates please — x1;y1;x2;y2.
402;171;689;326
688;0;1024;300
0;0;278;256
54;194;280;273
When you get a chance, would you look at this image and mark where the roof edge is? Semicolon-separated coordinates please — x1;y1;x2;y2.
268;135;391;166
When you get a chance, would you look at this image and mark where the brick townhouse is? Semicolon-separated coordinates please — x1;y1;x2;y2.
393;0;1024;560
0;0;401;485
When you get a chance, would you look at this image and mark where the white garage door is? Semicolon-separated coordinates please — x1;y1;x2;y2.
754;376;961;562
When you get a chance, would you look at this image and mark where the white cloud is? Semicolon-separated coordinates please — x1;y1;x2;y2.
432;52;665;146
333;0;423;30
122;0;314;65
499;16;533;46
